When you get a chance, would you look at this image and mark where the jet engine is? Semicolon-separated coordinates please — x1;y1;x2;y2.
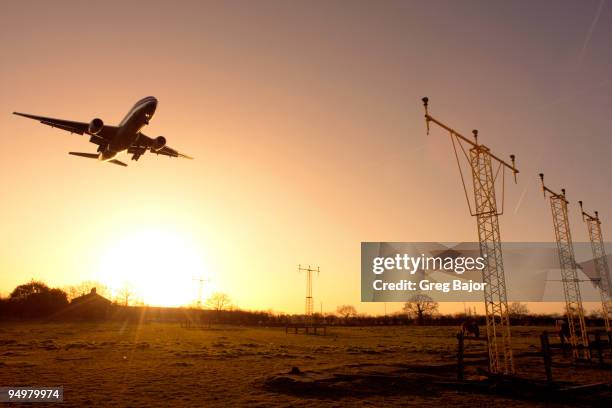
88;118;104;134
151;136;167;151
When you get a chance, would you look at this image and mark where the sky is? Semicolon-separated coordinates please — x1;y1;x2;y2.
0;0;611;314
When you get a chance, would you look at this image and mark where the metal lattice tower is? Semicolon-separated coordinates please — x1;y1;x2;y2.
299;265;319;319
579;201;612;332
193;277;209;308
422;97;517;374
539;175;590;359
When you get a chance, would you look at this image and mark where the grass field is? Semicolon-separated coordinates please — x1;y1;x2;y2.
1;322;610;407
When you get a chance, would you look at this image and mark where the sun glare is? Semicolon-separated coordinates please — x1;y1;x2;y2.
95;229;208;307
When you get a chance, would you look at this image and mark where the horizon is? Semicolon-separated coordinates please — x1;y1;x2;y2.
1;277;604;318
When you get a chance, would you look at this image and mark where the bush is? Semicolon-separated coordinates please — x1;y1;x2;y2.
5;280;68;319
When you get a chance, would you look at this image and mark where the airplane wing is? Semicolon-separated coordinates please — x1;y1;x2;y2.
155;145;194;159
12;112;117;143
136;133;193;160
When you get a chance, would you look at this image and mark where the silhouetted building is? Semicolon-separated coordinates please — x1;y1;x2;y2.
67;288;112;319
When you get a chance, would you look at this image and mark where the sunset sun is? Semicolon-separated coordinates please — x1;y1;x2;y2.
95;229;207;307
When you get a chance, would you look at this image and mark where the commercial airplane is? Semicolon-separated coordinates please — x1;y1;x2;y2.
13;96;192;167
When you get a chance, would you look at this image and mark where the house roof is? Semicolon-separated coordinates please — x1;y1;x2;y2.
71;288;111;305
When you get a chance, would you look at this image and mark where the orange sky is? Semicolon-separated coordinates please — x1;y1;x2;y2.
1;1;611;314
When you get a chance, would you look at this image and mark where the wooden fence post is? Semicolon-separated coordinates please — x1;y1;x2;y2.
559;329;567;357
540;331;553;384
456;332;464;381
594;332;604;365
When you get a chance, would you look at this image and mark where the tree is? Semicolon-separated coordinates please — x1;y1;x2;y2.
10;280;50;300
508;302;529;318
64;285;79;302
116;282;135;306
205;292;231;311
587;308;602;319
403;294;438;325
336;305;357;320
8;280;68;318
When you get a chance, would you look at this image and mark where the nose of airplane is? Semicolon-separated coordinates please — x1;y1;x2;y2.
149;98;158;115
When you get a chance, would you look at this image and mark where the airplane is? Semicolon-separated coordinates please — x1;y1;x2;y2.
13;96;192;167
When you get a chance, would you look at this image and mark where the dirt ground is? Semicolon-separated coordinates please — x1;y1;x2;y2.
0;322;610;407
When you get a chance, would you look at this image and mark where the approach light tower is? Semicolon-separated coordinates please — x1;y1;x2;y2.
539;174;590;359
193;277;209;308
299;265;320;319
422;97;517;375
579;201;612;332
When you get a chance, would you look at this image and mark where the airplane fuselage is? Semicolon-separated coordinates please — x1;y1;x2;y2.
14;95;191;166
99;96;158;161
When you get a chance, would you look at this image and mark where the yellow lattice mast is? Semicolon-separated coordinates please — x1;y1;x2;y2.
539;174;590;359
579;201;612;332
422;97;517;374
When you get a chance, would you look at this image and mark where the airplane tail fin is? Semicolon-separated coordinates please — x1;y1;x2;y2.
68;152;127;167
69;152;98;159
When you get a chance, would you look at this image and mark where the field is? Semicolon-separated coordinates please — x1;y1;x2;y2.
1;322;610;407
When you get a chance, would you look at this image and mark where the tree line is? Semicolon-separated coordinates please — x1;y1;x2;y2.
0;280;607;327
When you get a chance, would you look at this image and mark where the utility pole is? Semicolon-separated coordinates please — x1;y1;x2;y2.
422;97;518;375
193;277;209;308
579;201;612;332
539;174;590;359
299;265;319;322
